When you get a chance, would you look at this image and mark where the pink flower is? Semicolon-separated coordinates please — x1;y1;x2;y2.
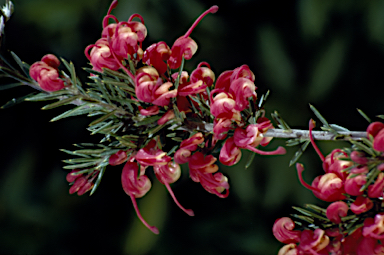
350;196;373;214
153;162;194;216
178;62;215;96
277;244;298;255
322;149;351;180
67;169;98;196
212;118;233;142
210;90;237;119
233;123;286;156
121;161;158;234
350;151;369;165
363;213;384;239
109;150;128;166
326;201;348;224
135;140;171;166
344;173;366;196
139;105;159;116
368;172;384;198
298;229;330;254
174;133;204;164
188;152;229;198
85;38;120;72
29;54;65;92
272;217;301;244
157;110;175;125
229;77;256;112
143;42;171;74
135;67;177;106
296;163;345;202
219;137;242;166
167;6;218;69
367;122;384;152
109;22;143;61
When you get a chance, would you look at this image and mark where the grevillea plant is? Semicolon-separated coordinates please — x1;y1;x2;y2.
2;1;384;254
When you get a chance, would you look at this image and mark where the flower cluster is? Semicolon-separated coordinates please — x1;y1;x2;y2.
273;121;384;254
26;1;289;234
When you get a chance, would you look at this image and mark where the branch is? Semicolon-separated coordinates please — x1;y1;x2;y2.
264;129;366;141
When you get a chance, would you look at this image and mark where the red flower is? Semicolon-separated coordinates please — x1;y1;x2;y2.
188;152;229;198
326;201;349;224
121;161;158;234
85;38;120;72
167;6;218;69
219;137;242;166
29;54;65;92
174;132;204;164
135;140;171;166
143;42;171;74
272;217;301;244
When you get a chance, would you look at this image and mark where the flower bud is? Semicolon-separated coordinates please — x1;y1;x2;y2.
350;196;373;214
326;201;348;224
272;217;301;244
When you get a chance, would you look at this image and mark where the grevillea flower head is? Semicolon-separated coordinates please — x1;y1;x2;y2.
229;77;256;112
67;169;98;196
210;90;237;119
121;161;158;234
167;6;218;69
212;118;233;142
367;121;384;152
29;54;65;92
272;217;301;244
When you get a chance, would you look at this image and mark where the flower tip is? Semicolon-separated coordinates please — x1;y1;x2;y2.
309;119;316;130
185;209;195;216
209;5;219;14
149;226;160;235
276;146;287;155
296;163;304;172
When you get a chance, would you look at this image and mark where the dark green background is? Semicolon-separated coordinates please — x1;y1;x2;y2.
1;0;384;254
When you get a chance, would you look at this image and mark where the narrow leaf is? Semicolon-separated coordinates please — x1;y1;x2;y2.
309;104;330;128
0;82;25;90
10;51;30;77
1;92;35;109
357;108;371;123
289;140;310;166
245;152;256;169
89;110;117;126
90;167;106;196
134;115;161;126
41;95;82;110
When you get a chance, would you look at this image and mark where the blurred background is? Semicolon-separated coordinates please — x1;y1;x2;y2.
1;0;384;254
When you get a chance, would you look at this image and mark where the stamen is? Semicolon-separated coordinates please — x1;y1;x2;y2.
128;14;145;24
106;36;136;81
164;182;194;216
296;163;320;192
246;145;286;155
183;5;219;38
309;119;325;161
129;194;159;234
102;14;119;28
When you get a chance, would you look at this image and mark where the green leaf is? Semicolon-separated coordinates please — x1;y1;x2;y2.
63;160;100;169
10;51;30;77
89;110;117;126
134;115;161;126
63;158;102;164
90;167;106;196
329;124;349;132
50;104;104;122
25;90;69;101
41;95;82;110
102;67;134;84
357;108;371;123
1;92;36;109
0;82;25;90
289;140;310;166
309;104;330;128
90;120;115;135
292;206;329;221
245;152;256;169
